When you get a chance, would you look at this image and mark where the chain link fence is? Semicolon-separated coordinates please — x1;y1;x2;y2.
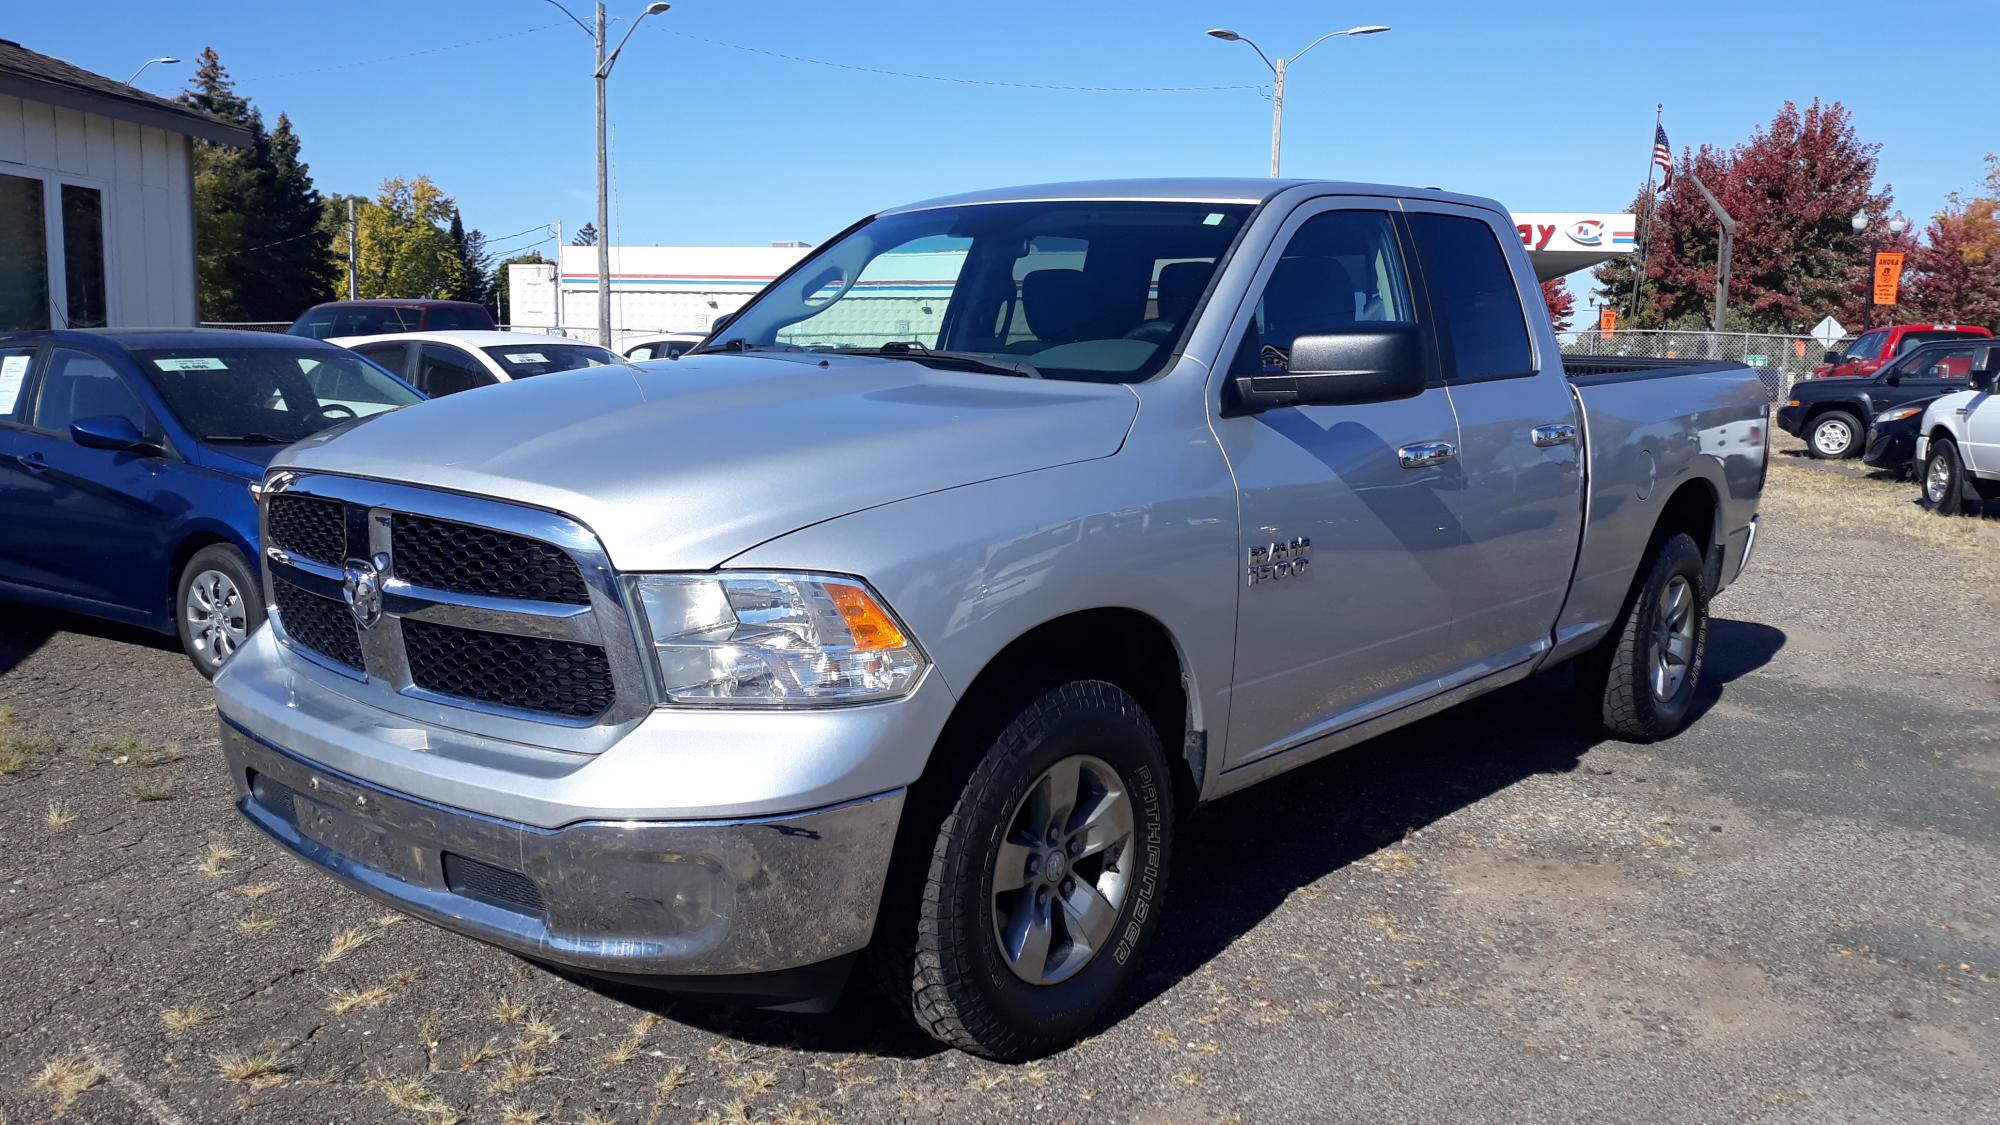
1558;329;1851;400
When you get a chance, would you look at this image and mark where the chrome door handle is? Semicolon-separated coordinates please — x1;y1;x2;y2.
1532;423;1577;447
1397;441;1456;469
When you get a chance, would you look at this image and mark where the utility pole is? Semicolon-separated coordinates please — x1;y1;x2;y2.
554;218;564;335
346;198;358;301
594;2;612;349
1268;56;1285;179
1689;174;1735;333
1206;26;1389;179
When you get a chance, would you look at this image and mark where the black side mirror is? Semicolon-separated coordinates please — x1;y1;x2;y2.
70;414;156;454
1822;351;1843;365
1230;324;1424;414
709;310;738;335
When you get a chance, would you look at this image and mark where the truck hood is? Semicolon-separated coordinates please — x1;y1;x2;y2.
274;352;1139;570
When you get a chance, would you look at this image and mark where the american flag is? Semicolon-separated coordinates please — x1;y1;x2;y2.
1652;123;1674;191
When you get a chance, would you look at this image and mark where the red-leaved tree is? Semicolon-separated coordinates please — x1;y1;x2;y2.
1539;278;1574;333
1595;100;1891;331
1901;204;2000;328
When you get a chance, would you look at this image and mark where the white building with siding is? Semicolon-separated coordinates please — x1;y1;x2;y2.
0;39;250;331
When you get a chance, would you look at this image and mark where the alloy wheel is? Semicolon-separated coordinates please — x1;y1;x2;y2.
990;754;1135;986
1812;418;1852;456
185;568;248;667
1650;575;1696;702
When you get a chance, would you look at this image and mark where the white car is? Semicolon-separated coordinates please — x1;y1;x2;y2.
332;331;630;398
620;332;707;362
1914;343;2000;514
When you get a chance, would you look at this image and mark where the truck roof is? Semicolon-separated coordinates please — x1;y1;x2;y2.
884;177;1509;217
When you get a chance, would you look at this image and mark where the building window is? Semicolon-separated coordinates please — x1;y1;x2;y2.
0;172;50;332
61;185;107;329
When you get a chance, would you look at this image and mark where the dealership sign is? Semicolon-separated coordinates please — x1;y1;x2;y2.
1507;213;1640;280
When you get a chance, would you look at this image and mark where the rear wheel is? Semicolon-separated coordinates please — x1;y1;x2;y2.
1808;410;1862;459
1577;533;1709;743
176;545;264;679
873;680;1173;1060
1920;438;1968;516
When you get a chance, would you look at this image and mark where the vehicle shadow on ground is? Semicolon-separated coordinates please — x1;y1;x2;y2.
0;606;178;678
564;617;1786;1061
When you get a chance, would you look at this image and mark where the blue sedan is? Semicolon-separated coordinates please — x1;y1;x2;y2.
0;329;424;677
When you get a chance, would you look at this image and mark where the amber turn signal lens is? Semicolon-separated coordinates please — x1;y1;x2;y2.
828;582;907;651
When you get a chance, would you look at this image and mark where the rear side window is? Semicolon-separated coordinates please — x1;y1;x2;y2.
350;342;411;378
423;306;493;331
0;346;34;421
1897;330;1980;355
1408;213;1534;384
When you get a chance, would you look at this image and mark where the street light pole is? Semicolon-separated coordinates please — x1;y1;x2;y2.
1851;209;1909;332
1207;25;1389;177
124;56;179;86
595;3;610;348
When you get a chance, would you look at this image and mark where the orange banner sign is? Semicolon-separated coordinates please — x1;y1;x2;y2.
1873;251;1906;306
1598;307;1617;332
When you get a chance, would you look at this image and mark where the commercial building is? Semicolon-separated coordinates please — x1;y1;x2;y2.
0;39;250;331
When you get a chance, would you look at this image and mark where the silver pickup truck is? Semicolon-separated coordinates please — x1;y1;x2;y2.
216;178;1766;1060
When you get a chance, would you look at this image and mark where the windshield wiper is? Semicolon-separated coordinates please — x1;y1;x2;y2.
206;433;292;444
831;345;1041;379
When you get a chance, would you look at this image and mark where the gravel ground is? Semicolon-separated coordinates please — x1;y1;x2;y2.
2;442;1995;1124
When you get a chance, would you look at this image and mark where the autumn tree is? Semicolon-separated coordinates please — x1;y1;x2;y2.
345;176;463;299
177;49;335;320
1899;158;2000;328
1539;278;1575;333
1594;100;1890;332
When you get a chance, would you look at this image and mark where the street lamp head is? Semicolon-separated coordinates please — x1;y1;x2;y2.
1888;212;1908;236
1342;25;1391;35
150;56;180;66
1206;28;1242;41
643;2;669;13
1850;211;1869;233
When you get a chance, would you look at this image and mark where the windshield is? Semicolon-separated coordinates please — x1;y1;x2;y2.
481;343;625;378
702;200;1255;383
288;305;423;339
135;346;423;443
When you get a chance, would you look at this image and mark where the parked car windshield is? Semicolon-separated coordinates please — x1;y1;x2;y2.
134;345;424;443
480;343;626;378
700;200;1256;383
288;305;424;339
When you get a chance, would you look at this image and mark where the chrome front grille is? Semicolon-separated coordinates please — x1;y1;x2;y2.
258;473;649;750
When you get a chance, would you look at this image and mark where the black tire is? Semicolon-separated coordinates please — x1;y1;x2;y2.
174;544;265;679
1806;410;1863;459
1576;533;1709;743
871;680;1174;1060
1919;438;1968;516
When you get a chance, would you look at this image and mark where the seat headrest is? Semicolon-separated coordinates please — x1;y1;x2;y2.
1155;261;1214;323
1020;269;1097;344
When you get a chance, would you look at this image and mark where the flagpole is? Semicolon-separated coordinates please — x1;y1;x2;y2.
1627;103;1662;321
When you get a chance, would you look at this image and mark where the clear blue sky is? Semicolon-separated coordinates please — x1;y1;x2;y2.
15;0;1994;294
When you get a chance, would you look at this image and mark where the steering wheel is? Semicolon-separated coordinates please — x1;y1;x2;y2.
305;403;358;427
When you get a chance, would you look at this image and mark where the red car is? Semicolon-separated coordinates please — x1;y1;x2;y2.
1814;323;1992;378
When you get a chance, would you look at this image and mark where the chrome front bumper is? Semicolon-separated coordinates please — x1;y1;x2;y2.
222;719;904;980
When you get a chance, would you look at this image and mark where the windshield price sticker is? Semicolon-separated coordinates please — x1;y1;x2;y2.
0;354;28;413
503;352;549;364
154;357;230;371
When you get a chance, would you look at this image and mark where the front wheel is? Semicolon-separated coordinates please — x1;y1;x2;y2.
176;544;265;679
1807;411;1862;459
1920;438;1968;516
873;680;1174;1060
1577;533;1709;743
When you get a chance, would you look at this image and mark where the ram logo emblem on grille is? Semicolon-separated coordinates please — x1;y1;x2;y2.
342;554;391;628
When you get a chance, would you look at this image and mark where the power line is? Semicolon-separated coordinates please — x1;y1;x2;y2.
238;23;569;82
665;31;1263;93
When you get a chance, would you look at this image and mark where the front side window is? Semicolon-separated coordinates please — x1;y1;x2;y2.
416;343;496;397
480;343;623;378
1845;330;1887;361
1407;213;1533;383
35;349;155;438
1899;346;1975;381
1230;210;1414;377
135;345;423;443
0;172;50;332
709;200;1255;383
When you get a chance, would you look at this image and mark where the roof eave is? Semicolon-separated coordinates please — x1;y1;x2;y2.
0;73;253;147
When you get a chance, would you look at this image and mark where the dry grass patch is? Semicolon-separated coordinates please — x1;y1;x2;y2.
375;1071;452;1116
497;1104;548;1125
654;1062;689;1093
731;1068;779;1098
1764;459;2000;561
484;1056;553;1096
196;842;244;878
162;1004;219;1031
238;916;278;934
457;1038;501;1072
92;738;182;767
234;881;280;900
31;1055;105;1108
491;998;531;1024
215;1050;290;1089
320;926;376;965
514;1016;564;1050
130;782;175;802
0;735;42;775
45;799;77;828
326;985;396;1015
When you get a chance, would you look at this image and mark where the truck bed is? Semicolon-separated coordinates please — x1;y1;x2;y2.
1562;355;1753;383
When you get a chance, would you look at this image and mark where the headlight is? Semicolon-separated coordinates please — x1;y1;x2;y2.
1875;405;1923;424
631;571;926;707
